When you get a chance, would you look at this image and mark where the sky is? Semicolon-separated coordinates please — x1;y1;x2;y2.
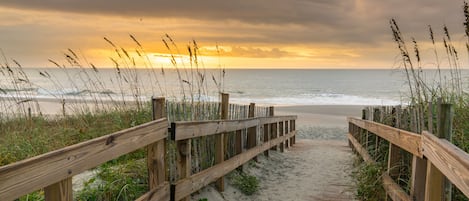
0;0;466;69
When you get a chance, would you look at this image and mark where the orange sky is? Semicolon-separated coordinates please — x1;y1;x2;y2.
0;1;466;69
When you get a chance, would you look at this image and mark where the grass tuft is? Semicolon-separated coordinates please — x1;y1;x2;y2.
230;170;259;195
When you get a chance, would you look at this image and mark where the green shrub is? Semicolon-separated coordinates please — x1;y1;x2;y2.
230;170;259;195
353;162;385;201
75;159;148;201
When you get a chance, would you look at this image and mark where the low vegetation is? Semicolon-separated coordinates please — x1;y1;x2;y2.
0;107;152;166
353;161;385;201
230;170;260;196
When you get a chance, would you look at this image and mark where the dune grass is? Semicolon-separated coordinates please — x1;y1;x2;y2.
354;2;469;200
0;34;230;200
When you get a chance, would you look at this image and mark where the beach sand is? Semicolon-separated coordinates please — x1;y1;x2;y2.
191;105;363;201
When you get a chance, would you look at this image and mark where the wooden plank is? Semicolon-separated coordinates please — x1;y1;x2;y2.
425;162;444;201
173;118;260;141
173;115;297;141
270;122;278;151
387;143;401;179
147;141;166;188
422;131;469;198
436;103;453;201
177;139;191;201
174;130;296;200
148;97;167;190
135;182;171;201
264;106;274;156
0;118;168;201
411;155;427;201
292;120;296;144
383;174;412;201
347;133;373;163
348;117;422;157
279;122;284;152
247;103;257;153
235;130;243;155
285;121;289;148
216;92;229;192
259;115;297;124
44;178;72;201
263;124;270;157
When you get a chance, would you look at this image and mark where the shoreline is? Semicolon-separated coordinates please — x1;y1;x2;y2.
275;105;364;128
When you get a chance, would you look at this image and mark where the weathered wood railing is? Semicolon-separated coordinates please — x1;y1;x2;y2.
348;117;469;201
0;95;297;201
171;115;297;201
0;98;170;201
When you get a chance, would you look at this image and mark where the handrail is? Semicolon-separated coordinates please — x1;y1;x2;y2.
174;130;297;200
348;118;469;199
0;114;297;201
170;114;297;201
421;131;469;197
0;118;169;201
172;115;297;141
348;117;422;157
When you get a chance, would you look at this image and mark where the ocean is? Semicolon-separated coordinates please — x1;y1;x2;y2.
0;68;414;108
224;69;407;105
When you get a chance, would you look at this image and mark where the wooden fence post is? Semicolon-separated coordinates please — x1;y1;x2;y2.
247;103;257;161
279;121;284;152
263;106;274;157
46;100;73;201
387;106;402;182
148;97;167;190
291;120;296;144
285;121;289;148
235;130;243;156
409;104;429;201
44;178;72;201
373;107;381;158
364;107;371;150
177;139;191;201
425;103;453;201
215;93;229;191
176;100;192;201
289;120;294;147
271;122;278;151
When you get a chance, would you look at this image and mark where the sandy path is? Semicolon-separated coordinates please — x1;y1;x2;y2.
193;138;358;201
247;139;356;201
192;139;357;201
191;105;360;201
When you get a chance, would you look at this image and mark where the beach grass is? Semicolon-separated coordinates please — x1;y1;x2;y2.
0;35;232;200
0;106;152;166
352;2;469;200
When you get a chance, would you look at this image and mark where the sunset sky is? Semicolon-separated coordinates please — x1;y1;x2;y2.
0;0;466;69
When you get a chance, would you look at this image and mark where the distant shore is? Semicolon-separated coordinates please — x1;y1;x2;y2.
275;105;364;127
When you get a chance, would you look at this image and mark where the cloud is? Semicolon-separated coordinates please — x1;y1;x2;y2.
0;0;466;68
200;46;294;58
0;0;464;45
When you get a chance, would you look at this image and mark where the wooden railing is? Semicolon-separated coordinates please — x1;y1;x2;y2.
348;117;469;201
0;98;170;201
171;115;297;201
0;95;297;201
